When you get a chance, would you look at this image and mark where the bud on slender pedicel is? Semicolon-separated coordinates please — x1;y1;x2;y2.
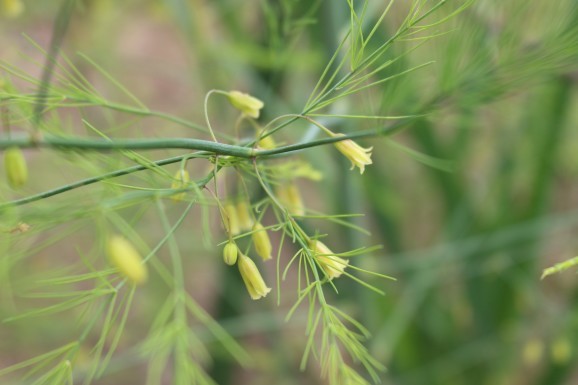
223;241;239;266
238;254;271;300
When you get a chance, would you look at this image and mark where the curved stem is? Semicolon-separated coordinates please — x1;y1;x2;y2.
0;134;255;157
0;118;410;157
0;118;413;209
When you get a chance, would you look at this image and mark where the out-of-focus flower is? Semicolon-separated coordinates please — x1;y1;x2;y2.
226;90;264;119
276;182;305;216
309;239;348;279
258;135;276;150
170;169;189;202
4;147;28;188
8;222;30;234
522;338;544;366
551;338;572;365
252;222;272;261
224;202;240;235
292;162;323;181
107;236;148;285
236;200;254;231
1;0;24;18
238;254;271;300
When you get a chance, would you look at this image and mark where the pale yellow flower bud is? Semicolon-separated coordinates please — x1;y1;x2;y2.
4;147;28;188
1;0;24;18
331;133;372;174
170;169;190;202
107;236;148;285
224;202;240;235
236;200;254;231
226;90;264;119
309;240;348;279
223;241;239;266
276;182;305;216
238;254;271;300
252;222;272;261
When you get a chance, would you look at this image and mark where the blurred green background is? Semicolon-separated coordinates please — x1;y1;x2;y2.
1;0;578;384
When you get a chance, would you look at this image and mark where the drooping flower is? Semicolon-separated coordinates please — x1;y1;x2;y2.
224;202;240;235
236;200;254;231
291;162;323;181
170;169;190;202
223;241;239;266
4;147;28;188
331;133;373;174
252;222;272;261
309;239;348;279
226;90;264;119
276;182;305;216
238;254;271;300
107;235;148;285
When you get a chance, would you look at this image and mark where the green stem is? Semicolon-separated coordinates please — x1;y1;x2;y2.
0;134;254;157
0;117;410;157
0;155;188;209
0;119;412;210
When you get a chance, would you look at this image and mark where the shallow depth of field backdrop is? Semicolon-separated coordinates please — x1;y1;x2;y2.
1;1;578;385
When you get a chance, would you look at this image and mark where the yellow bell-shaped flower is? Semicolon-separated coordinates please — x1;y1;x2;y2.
309;239;348;279
332;133;373;174
238;254;271;300
226;90;264;119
